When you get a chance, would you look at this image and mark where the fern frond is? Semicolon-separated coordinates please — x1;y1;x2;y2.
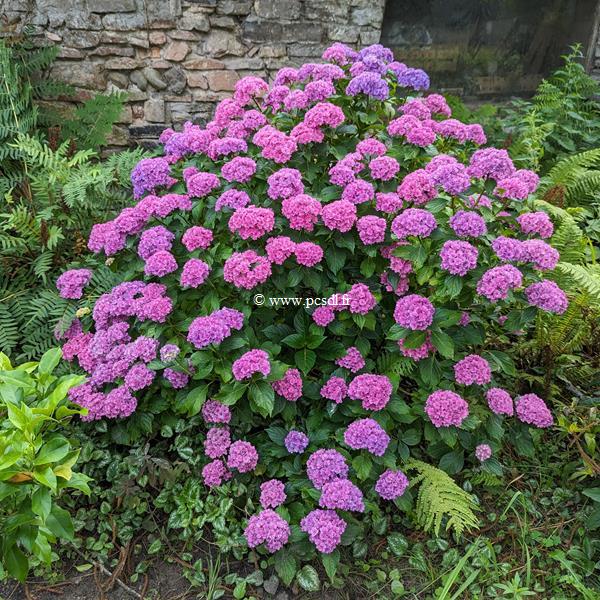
406;460;480;538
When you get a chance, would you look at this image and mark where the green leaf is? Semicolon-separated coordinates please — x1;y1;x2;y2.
583;487;600;503
5;545;28;582
233;581;247;599
585;506;600;530
295;349;316;373
387;532;409;557
176;384;208;416
31;487;51;521
38;348;62;375
274;549;297;586
249;380;275;417
33;466;57;491
297;564;320;592
439;450;464;474
326;245;346;274
45;505;74;540
34;437;70;466
281;333;305;349
352;454;372;481
321;549;340;582
430;330;454;359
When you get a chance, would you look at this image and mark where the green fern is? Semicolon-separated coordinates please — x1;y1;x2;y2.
406;460;480;538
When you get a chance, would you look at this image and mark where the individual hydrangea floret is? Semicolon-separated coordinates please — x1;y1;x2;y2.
300;509;346;554
202;399;232;424
454;354;492;386
319;478;365;512
344;418;390;456
232;349;271;380
244;509;290;553
272;368;303;401
56;269;92;299
348;374;393;411
515;393;553;428
525;280;568;314
394;294;435;330
260;479;287;509
227;440;259;472
475;444;492;462
425;390;469;428
284;430;309;453
375;470;409;500
486;388;514;416
306;449;349;489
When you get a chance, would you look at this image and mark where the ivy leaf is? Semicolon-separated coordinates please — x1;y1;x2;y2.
387;532;409;557
321;549;340;582
296;565;320;592
249;380;275;417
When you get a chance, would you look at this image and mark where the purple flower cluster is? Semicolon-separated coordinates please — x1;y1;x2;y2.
202;400;232;424
392;208;437;238
336;347;365;372
375;470;409;500
56;269;92;299
425;390;469;428
525;280;568;314
486;388;514;416
394;294;435;330
284;430;309;453
516;393;553;428
232;349;271;380
306;449;348;489
475;444;492;462
227;440;259;472
344;418;390;456
319;479;365;512
300;509;346;554
260;479;287;508
348;374;393;411
454;354;492;385
187;307;244;349
244;509;290;553
476;265;523;302
320;376;348;403
272;368;303;401
440;241;479;276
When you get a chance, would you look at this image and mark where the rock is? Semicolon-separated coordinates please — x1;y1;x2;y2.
164;41;190;61
304;0;348;20
101;32;150;47
45;32;62;41
108;72;130;88
105;57;141;70
204;29;246;57
184;57;225;70
144;97;165;122
62;30;101;48
132;104;145;119
242;18;283;43
91;0;136;13
328;24;360;43
146;0;182;20
142;66;168;89
169;30;198;41
259;45;287;58
102;13;146;30
164;66;187;94
222;57;264;70
187;72;208;88
129;124;166;138
91;45;136;57
116;105;133;124
255;0;300;20
351;6;383;27
106;125;130;146
205;69;239;91
58;47;84;59
51;62;106;89
126;88;149;102
149;31;167;45
216;0;252;15
130;70;148;90
360;30;381;45
180;11;210;31
70;13;103;29
209;16;236;28
287;43;326;58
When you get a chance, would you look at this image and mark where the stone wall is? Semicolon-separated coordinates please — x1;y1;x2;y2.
1;0;386;145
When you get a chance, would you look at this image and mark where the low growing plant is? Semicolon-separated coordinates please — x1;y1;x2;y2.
0;348;91;582
55;43;571;580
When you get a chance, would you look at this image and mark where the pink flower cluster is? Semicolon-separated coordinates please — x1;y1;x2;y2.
188;307;244;349
348;374;393;410
344;418;390;456
425;390;469;428
232;349;271;380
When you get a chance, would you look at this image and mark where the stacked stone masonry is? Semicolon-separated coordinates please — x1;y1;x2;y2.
1;0;386;146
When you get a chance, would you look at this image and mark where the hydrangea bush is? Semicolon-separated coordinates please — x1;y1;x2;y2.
57;43;566;568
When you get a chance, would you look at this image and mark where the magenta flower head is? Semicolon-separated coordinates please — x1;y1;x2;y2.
476;265;523;302
284;430;309;454
321;199;357;232
449;210;487;238
344;418;390;456
425;390;469;428
272;368;303;401
306;449;349;489
440;240;479;276
56;268;92;299
260;479;287;509
320;376;348;403
202;459;231;488
227;440;259;473
202;399;232;424
223;250;272;290
394;294;435;330
454;354;492;386
392;208;437;238
348;374;393;411
347;283;376;315
515;393;553;428
181;225;213;251
319;478;365;512
244;509;290;553
375;469;409;500
525;280;568;314
336;347;365;373
486;388;514;416
475;444;492;462
517;211;554;239
204;427;231;459
232;349;271;380
300;509;346;554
